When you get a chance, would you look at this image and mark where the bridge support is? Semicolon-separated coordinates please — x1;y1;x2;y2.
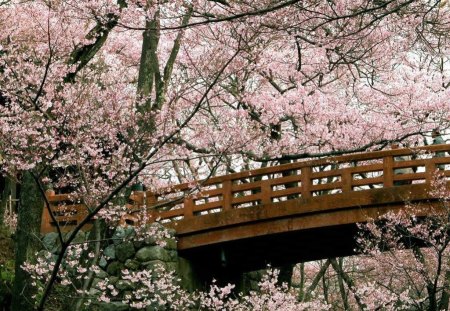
178;253;260;293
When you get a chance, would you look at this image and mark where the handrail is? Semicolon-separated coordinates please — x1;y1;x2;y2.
143;144;450;222
40;144;450;233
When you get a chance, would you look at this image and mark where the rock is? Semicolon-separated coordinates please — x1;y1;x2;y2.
103;244;116;260
115;241;135;262
106;261;124;276
133;240;144;249
163;238;177;250
112;227;136;245
124;259;140;270
143;236;157;246
135;246;171;262
99;256;108;269
42;232;60;253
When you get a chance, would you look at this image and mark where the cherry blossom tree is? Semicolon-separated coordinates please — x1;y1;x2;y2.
1;0;450;310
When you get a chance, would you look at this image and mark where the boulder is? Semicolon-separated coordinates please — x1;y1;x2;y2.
124;259;140;270
103;244;116;260
135;246;171;262
42;232;60;253
115;241;135;262
99;256;108;269
106;261;124;276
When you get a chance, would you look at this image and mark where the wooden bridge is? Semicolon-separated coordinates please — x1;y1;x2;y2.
41;144;450;272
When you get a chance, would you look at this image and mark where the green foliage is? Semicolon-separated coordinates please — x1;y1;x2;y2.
0;259;14;308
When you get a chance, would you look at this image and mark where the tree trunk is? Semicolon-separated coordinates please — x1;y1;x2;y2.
277;263;295;288
11;172;44;311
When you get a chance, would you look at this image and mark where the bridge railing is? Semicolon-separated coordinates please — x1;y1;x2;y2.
141;144;450;223
40;144;450;232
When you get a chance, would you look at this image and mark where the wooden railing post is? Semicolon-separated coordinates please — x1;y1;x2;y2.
184;196;194;218
261;181;271;205
341;170;352;192
425;161;436;184
145;191;157;222
40;189;55;234
222;180;232;211
301;167;312;199
383;156;394;187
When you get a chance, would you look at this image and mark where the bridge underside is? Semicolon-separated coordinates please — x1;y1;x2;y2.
179;222;359;274
172;184;442;285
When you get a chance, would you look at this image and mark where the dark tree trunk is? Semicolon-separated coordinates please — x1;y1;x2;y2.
11;172;43;311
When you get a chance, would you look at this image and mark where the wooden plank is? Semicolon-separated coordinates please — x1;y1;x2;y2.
301;167;311;199
194;188;223;199
183;197;194;218
129;191;145;205
50;204;86;213
341;171;352;192
393;160;426;168
268;174;302;186
231;193;261;205
393;172;427;181
349;163;383;174
310;181;342;192
158;208;185;219
222;180;232;211
383;156;394;187
351;176;384;186
40;205;53;234
171;184;431;235
193;201;223;213
145;192;157;206
271;187;302;198
47;194;78;203
232;181;262;192
261;181;271;205
176;201;441;250
310;169;345;179
54;215;83;222
425;162;436;183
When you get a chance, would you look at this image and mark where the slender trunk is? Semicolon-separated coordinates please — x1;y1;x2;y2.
337;257;350;310
330;258;365;310
301;259;331;302
322;270;329;304
11;171;44;311
297;263;305;301
438;269;450;311
413;247;437;311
